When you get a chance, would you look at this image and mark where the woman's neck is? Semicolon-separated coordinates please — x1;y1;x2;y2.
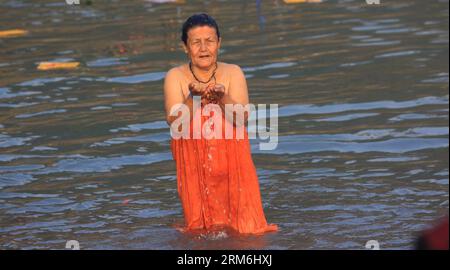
190;62;217;83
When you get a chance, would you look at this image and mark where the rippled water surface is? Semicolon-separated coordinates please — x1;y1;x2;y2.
0;0;448;249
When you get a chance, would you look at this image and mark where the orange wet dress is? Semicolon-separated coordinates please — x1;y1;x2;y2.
171;103;278;234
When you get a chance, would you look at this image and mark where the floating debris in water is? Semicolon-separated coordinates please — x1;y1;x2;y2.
37;62;80;70
122;199;131;205
0;29;28;38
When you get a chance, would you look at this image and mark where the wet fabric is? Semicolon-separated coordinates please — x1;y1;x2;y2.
170;105;278;234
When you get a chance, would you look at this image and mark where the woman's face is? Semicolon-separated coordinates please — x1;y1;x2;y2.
184;25;221;69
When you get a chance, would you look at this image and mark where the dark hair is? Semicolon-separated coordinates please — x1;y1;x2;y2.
181;13;220;45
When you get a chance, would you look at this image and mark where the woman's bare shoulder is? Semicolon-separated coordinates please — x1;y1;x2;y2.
166;64;187;78
219;62;244;77
219;62;241;70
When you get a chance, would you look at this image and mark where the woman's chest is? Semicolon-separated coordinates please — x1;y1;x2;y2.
180;74;230;98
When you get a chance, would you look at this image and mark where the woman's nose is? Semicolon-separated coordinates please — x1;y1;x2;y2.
200;41;207;51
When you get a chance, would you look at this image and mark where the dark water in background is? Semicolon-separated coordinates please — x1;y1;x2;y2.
0;0;448;249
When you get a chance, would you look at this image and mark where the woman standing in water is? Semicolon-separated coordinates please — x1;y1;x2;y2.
164;13;277;234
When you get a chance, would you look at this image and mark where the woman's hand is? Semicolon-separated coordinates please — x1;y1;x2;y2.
189;82;225;105
188;82;204;96
204;83;225;104
189;82;208;105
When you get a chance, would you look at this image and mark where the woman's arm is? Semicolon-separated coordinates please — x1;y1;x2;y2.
218;64;250;127
164;68;195;126
223;64;249;105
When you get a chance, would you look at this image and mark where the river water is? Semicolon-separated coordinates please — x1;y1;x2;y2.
0;0;448;249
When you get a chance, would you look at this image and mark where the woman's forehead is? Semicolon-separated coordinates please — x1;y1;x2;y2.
188;26;217;39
